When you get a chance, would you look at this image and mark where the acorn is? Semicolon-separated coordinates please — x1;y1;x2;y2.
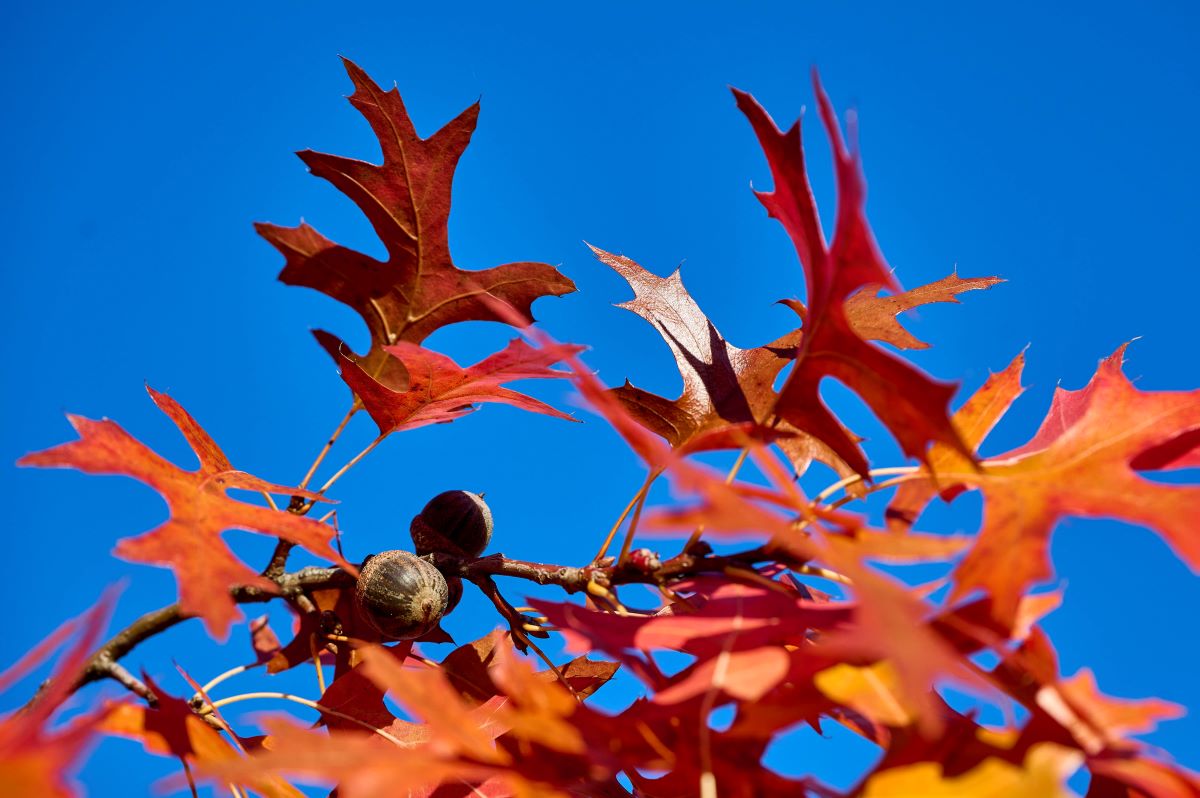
354;550;449;640
410;490;493;558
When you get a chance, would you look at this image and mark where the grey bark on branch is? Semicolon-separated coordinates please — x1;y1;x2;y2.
30;542;786;710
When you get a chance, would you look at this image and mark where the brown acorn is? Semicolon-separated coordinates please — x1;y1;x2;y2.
410;490;493;558
354;550;449;640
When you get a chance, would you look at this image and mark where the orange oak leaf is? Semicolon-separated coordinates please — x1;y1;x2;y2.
316;331;582;435
18;387;354;639
842;272;1003;350
1054;668;1184;749
886;351;1027;532
592;244;855;481
948;345;1200;622
783;271;1002;352
197;716;480;798
258;59;575;390
735;79;971;476
0;593;115;798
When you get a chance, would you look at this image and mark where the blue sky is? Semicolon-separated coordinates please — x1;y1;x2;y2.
2;2;1197;794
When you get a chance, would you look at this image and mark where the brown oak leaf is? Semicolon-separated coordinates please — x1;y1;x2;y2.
591;244;854;480
19;387;353;639
258;59;576;390
785;271;1003;351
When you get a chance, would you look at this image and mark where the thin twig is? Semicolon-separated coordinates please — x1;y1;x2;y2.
309;633;327;694
615;487;651;567
595;469;661;563
813;466;919;504
202;691;409;747
189;664;253;707
297;404;359;492
315;434;386;496
682;447;750;553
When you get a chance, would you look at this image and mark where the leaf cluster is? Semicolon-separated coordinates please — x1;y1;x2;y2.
3;59;1198;798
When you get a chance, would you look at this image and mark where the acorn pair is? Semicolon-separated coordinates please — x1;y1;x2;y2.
354;490;492;639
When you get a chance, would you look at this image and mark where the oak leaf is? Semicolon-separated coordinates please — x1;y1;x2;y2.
861;743;1081;798
886;351;1027;532
534;577;852;669
317;332;582;435
1087;757;1200;798
1054;668;1185;750
259;59;575;390
0;594;115;798
841;272;1003;350
18;387;353;639
592;244;855;481
102;678;304;798
198;717;475;798
438;632;618;706
948;346;1200;621
736;79;972;475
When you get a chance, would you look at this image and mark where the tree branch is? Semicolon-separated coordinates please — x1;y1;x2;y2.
30;566;355;708
35;543;785;710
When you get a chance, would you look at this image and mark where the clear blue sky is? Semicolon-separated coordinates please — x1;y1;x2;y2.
2;2;1197;794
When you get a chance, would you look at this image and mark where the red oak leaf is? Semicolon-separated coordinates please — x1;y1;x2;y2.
249;615;283;665
18;387;353;639
0;593;115;798
1088;757;1200;798
259;59;575;390
316;331;582;435
592;244;855;481
735;79;972;476
438;632;618;706
948;345;1200;622
316;643;415;734
534;577;852;692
